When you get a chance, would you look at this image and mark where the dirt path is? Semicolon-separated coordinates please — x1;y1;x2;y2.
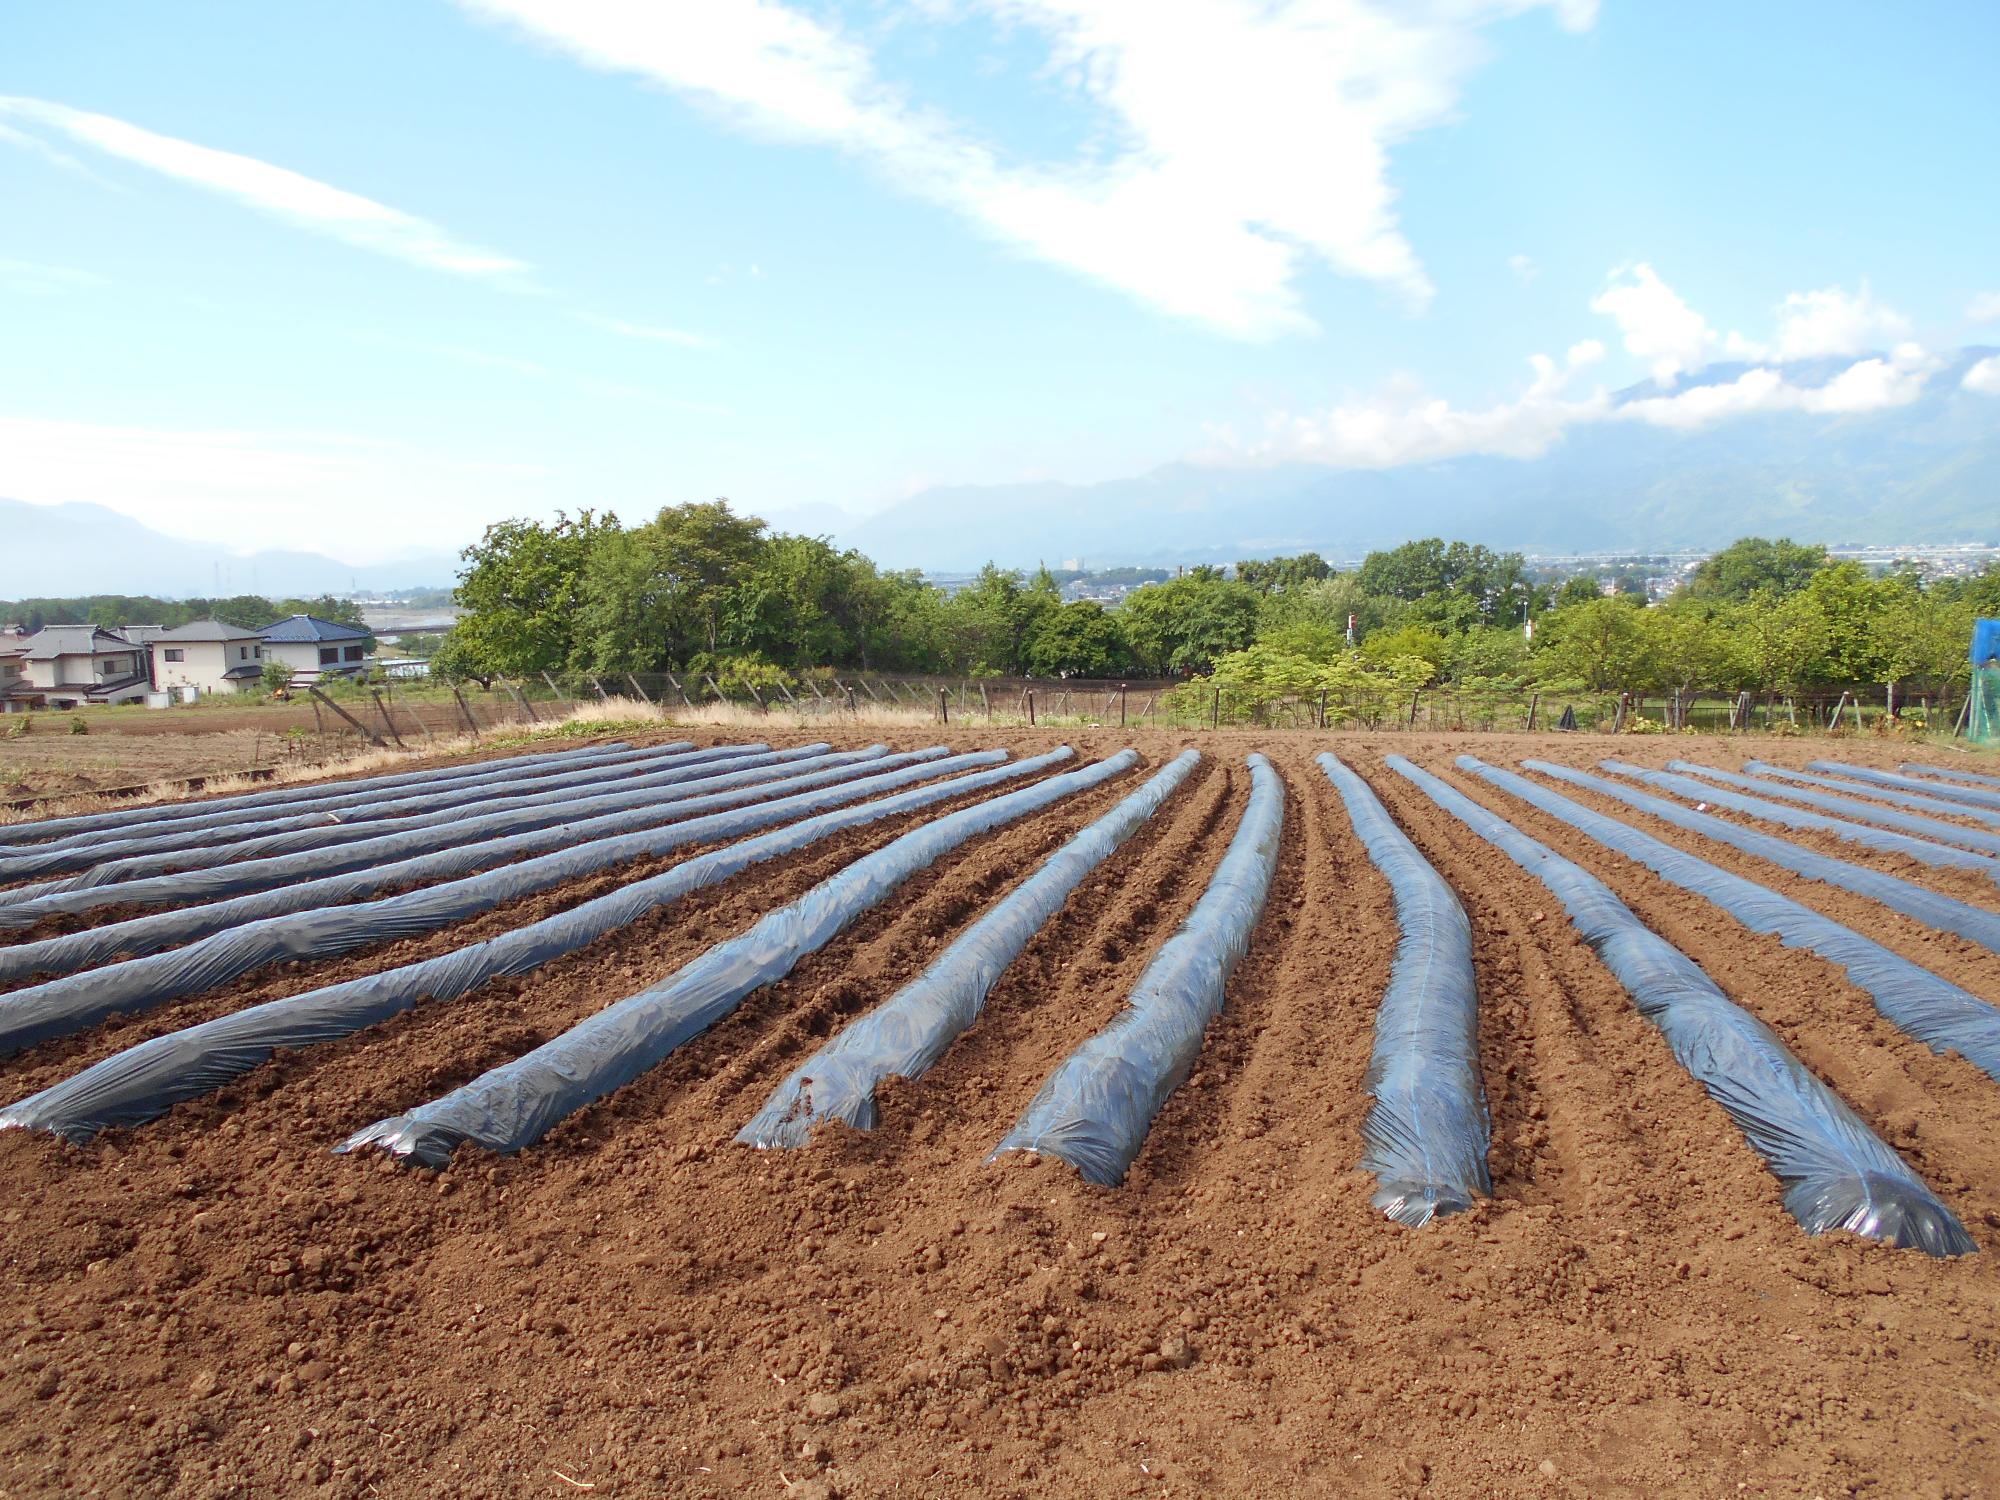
1;729;1997;1498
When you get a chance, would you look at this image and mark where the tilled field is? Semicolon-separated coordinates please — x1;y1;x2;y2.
1;728;1998;1498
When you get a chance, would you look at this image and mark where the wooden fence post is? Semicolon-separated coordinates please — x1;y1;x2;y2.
1211;687;1220;729
368;689;407;748
309;685;386;748
939;688;949;724
501;681;539;723
625;673;652;704
1026;690;1036;727
1525;692;1539;732
541;671;571;704
1407;690;1421;727
1119;684;1128;727
450;685;480;735
1611;693;1628;735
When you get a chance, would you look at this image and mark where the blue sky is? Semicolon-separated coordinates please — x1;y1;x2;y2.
3;0;1997;562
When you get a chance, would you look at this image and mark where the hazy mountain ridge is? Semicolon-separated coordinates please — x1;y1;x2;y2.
842;347;2000;569
0;500;462;599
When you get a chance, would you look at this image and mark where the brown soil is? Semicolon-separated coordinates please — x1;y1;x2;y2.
2;727;1998;1499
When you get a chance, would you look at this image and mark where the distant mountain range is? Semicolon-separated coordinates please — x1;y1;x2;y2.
838;347;2000;570
7;347;1996;596
0;500;462;599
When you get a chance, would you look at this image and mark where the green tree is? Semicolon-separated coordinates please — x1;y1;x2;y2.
1683;537;1829;603
1024;601;1132;677
1235;553;1331;592
449;509;618;677
1117;576;1261;675
1538;595;1646;691
571;501;767;671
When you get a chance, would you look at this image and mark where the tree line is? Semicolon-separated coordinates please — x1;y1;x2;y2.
431;504;1999;706
1;593;368;634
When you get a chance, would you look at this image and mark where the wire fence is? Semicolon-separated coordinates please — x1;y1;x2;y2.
325;672;1978;742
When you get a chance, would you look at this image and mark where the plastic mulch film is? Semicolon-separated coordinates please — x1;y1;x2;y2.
0;748;977;1057
0;748;1067;1141
1903;761;2000;791
1746;761;2000;828
335;749;1133;1168
1662;761;2000;858
0;739;644;847
989;754;1284;1186
0;749;922;985
1525;760;2000;957
1392;757;1974;1256
1460;756;2000;1086
1317;752;1490;1227
1787;761;2000;818
1597;761;2000;885
0;742;737;882
0;745;864;927
6;744;834;904
736;750;1202;1150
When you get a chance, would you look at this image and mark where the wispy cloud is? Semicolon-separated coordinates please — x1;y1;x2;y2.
0;96;530;283
0;259;110;294
455;0;1594;340
349;331;551;377
1964;291;2000;325
1965;356;2000;395
577;312;718;349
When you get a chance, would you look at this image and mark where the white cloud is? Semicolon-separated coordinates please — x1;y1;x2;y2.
1232;301;1943;467
1588;263;1766;382
1234;339;1609;468
1615;346;1935;429
0;97;529;282
456;0;1594;339
577;312;717;349
1507;253;1538;283
1964;291;2000;324
1768;282;1910;361
1965;355;2000;395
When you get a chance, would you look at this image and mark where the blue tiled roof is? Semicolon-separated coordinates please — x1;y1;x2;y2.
259;614;372;643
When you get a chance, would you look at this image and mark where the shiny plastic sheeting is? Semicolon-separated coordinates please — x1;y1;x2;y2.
0;739;640;847
0;741;718;880
1;749;1058;1141
0;750;913;984
1808;756;2000;816
1395;757;1974;1256
0;748;973;1057
737;750;1201;1149
1597;761;2000;885
0;745;851;927
989;754;1284;1185
1664;761;2000;858
1462;757;2000;1085
1318;752;1490;1227
1526;760;2000;957
1903;761;2000;791
1743;762;2000;829
338;748;1127;1167
9;744;829;903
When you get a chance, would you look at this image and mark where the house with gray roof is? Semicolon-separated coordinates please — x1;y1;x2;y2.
3;626;151;710
258;614;374;685
149;620;267;697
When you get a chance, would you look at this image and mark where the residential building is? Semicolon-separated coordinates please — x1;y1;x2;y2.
0;630;27;709
3;626;151;711
150;620;267;697
259;615;375;684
